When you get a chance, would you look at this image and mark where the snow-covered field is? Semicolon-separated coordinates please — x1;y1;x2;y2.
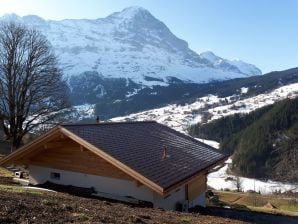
111;83;298;134
209;83;298;120
73;104;95;120
111;95;220;133
208;158;297;194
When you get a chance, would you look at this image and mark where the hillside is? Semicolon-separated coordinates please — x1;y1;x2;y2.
189;97;298;182
0;174;297;223
0;175;242;224
111;82;298;134
85;67;298;119
188;104;275;152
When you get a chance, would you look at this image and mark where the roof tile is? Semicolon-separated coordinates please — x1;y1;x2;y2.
62;121;227;190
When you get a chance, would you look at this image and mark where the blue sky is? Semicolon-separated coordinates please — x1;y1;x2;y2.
1;0;298;73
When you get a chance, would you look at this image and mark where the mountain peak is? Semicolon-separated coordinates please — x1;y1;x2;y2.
107;6;155;21
107;6;153;21
121;6;148;14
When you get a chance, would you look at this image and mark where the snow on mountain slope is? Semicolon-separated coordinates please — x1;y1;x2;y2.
111;83;298;133
200;51;261;76
0;7;262;86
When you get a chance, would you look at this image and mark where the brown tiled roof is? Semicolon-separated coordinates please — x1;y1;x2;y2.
62;121;227;191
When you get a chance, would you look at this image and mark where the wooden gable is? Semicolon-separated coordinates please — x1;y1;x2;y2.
26;136;132;181
187;175;207;201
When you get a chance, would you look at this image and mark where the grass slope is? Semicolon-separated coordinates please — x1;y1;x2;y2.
93;67;298;119
216;191;298;216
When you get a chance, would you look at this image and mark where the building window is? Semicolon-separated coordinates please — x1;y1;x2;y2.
50;172;60;180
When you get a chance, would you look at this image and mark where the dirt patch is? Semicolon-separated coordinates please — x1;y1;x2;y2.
0;189;244;224
0;184;297;223
263;203;277;209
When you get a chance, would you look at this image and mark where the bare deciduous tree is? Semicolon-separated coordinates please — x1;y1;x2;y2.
0;21;70;150
234;176;243;192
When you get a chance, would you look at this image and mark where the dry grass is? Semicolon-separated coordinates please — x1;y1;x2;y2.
0;183;43;195
216;191;298;216
0;167;13;177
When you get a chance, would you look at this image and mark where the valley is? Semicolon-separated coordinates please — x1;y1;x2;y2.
0;3;297;222
73;67;298;119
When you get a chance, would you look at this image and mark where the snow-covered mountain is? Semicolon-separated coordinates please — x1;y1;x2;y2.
0;6;262;86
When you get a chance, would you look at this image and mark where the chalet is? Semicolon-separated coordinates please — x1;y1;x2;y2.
0;121;227;211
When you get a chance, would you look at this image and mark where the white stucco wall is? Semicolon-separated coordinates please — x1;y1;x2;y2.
28;165;205;210
189;192;206;208
153;187;186;210
29;165;153;202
